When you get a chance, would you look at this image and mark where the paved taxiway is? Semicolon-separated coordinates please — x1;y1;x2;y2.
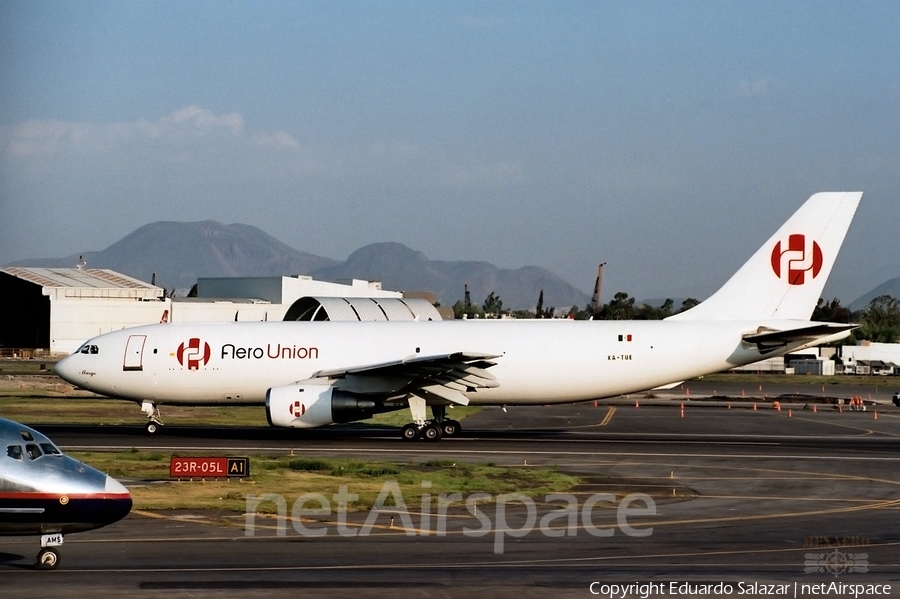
3;392;900;597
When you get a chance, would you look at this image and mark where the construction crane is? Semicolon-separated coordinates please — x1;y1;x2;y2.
591;263;606;316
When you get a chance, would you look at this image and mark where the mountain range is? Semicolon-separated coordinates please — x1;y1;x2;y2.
848;277;900;312
8;221;591;311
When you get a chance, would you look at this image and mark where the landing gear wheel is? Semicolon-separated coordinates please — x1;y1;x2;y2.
422;423;443;441
145;421;162;435
36;548;59;570
401;423;420;441
441;419;461;437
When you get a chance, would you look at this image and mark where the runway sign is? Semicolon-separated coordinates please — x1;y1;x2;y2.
170;456;250;478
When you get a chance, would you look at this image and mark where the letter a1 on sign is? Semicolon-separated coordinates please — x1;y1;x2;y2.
227;457;249;478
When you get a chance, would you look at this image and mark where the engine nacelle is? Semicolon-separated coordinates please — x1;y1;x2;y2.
265;383;379;428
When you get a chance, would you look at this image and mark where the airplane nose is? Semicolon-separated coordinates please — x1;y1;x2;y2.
54;354;78;384
105;475;130;496
103;475;133;524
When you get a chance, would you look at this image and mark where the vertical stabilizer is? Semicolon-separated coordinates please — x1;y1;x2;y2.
668;192;861;321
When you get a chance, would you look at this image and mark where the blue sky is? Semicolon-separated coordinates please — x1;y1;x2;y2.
2;1;898;303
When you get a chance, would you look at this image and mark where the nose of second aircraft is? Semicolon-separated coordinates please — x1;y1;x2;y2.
102;475;133;525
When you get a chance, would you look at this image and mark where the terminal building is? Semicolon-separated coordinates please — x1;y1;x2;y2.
0;268;442;356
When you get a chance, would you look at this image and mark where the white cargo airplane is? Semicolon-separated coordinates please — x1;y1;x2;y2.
55;192;861;440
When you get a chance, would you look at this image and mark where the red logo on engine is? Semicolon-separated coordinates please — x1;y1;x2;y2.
770;234;823;285
176;338;211;370
290;401;306;418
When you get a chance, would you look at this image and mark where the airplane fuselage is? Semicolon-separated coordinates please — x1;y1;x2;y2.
58;318;804;407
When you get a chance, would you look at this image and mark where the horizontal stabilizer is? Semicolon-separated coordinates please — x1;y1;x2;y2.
742;323;857;354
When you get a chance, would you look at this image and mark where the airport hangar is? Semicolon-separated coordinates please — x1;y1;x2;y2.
0;267;444;356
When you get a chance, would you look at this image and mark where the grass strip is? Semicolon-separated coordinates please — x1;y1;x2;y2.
69;451;579;512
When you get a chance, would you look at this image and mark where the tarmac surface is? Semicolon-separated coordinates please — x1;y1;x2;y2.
2;380;900;598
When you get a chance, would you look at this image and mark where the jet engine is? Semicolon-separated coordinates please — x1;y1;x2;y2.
265;383;381;428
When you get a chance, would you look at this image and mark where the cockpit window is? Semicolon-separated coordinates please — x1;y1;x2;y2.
19;430;34;442
78;344;99;355
6;445;23;461
39;443;62;456
25;443;42;460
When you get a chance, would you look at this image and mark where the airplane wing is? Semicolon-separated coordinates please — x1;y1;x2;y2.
311;352;501;405
742;323;857;354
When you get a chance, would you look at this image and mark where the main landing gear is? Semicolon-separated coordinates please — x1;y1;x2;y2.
400;402;461;442
142;400;164;434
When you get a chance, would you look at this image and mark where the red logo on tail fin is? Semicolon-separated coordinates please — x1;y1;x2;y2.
771;234;822;285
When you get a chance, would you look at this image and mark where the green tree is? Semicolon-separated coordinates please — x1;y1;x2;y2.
483;292;504;318
535;289;545;319
678;298;700;313
596;292;636;320
570;304;593;320
452;299;484;319
812;297;851;323
659;298;674;318
854;295;900;342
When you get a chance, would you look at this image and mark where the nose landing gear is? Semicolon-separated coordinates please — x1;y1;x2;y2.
35;533;63;570
36;547;60;570
141;400;164;434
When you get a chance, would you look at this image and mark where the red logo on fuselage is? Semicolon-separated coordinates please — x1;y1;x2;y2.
176;338;211;370
770;234;822;285
290;401;306;418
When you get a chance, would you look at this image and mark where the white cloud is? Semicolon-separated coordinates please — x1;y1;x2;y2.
2;105;296;158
